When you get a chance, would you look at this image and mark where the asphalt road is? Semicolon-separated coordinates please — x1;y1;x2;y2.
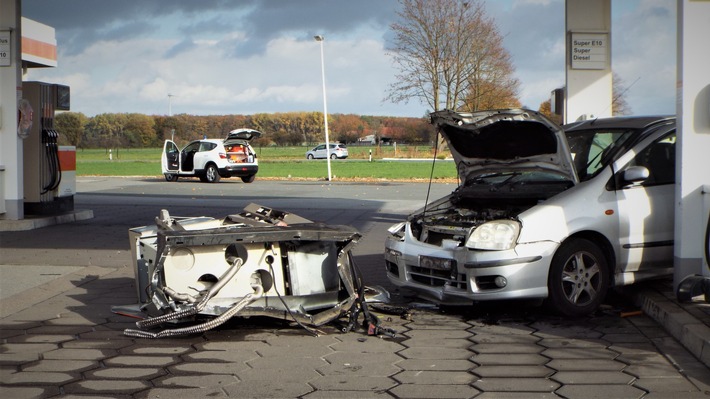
0;176;456;286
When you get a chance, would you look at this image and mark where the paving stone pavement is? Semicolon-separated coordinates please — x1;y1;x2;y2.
1;263;710;398
2;179;710;398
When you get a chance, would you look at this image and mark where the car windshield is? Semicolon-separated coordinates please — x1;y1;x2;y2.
565;128;636;181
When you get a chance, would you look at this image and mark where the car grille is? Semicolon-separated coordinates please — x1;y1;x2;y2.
409;265;467;289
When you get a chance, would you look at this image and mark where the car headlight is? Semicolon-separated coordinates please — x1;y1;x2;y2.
465;220;520;250
387;222;406;236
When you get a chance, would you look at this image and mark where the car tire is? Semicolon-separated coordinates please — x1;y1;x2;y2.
307;154;314;160
164;173;178;182
546;238;609;317
204;164;220;183
330;153;337;160
241;175;255;183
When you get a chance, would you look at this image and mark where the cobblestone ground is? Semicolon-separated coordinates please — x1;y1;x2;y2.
2;180;709;398
1;266;709;399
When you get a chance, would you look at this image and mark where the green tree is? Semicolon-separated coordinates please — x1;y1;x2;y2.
85;113;126;149
124;113;156;147
55;112;88;147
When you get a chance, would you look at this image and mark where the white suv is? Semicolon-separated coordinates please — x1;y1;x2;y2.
161;129;261;183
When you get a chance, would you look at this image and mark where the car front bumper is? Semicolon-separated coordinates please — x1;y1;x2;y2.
383;226;558;304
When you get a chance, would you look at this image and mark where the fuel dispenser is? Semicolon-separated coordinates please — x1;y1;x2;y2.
22;81;72;215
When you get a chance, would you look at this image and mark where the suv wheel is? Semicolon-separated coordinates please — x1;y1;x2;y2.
164;173;178;182
330;153;337;160
204;164;220;183
546;238;609;317
241;175;255;183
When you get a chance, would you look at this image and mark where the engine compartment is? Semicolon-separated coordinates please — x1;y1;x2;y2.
408;191;542;246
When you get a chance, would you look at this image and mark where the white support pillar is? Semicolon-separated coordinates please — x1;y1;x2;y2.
565;0;612;123
674;0;710;288
0;0;23;220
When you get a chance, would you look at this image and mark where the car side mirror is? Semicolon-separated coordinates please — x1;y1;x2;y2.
623;166;650;184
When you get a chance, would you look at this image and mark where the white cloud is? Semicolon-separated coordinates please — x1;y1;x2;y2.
22;0;676;118
612;0;676;115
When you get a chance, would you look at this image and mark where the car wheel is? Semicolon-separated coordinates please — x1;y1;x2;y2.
205;164;220;183
307;154;314;160
164;173;178;182
330;153;338;160
547;238;609;317
241;175;255;183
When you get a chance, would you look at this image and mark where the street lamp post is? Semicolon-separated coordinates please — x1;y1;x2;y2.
314;35;332;182
168;93;175;141
168;93;175;116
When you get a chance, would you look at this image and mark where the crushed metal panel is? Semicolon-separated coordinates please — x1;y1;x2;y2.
114;204;394;338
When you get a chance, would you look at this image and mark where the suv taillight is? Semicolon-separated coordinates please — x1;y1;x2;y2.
219;153;227;159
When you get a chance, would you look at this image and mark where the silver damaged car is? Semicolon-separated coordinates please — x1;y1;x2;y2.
384;109;676;316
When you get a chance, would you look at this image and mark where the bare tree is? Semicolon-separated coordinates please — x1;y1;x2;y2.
387;0;520;112
612;72;632;116
463;28;521;112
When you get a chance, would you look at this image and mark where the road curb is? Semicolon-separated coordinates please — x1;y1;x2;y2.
0;209;93;232
633;287;710;369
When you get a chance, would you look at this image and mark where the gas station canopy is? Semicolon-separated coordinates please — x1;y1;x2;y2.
21;17;56;68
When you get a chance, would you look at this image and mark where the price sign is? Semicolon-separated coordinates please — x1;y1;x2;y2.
571;33;608;70
0;31;11;67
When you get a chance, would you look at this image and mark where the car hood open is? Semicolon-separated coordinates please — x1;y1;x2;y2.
430;109;578;184
226;128;262;141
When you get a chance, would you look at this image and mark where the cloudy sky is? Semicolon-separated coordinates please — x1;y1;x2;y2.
22;0;677;118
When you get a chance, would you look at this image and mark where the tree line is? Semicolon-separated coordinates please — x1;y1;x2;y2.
53;111;436;149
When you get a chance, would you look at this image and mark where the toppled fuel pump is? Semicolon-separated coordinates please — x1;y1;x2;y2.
112;204;394;338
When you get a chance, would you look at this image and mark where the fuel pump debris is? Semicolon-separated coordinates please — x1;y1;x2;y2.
113;204;394;338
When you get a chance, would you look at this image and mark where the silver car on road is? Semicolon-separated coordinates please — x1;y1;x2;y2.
306;143;349;159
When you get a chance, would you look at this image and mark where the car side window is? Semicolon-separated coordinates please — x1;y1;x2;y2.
627;132;676;186
584;133;614;177
566;128;635;182
183;142;200;153
199;142;216;152
316;145;324;151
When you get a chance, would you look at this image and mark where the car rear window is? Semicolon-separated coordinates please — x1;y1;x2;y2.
199;142;217;152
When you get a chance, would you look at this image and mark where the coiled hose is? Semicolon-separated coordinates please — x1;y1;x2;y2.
124;257;244;336
124;284;264;338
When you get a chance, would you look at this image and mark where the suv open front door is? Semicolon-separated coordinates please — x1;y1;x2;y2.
161;140;180;181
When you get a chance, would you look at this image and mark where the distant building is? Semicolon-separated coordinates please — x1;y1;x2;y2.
357;134;376;145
